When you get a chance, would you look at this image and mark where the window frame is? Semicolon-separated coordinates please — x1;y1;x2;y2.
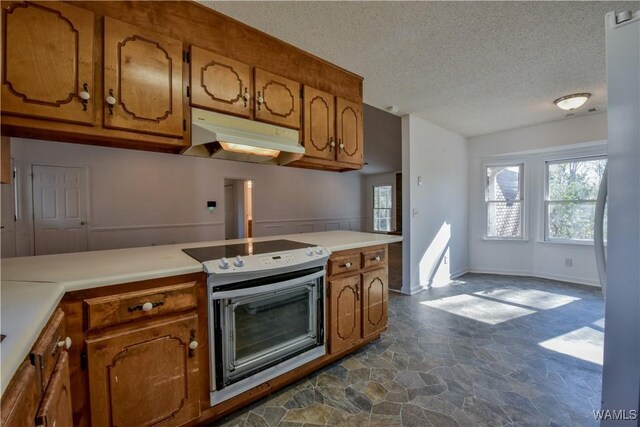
544;155;607;244
483;161;526;240
372;185;393;232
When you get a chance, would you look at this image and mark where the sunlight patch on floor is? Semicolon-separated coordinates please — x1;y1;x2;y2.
592;318;605;328
473;288;580;310
538;326;604;365
420;294;536;325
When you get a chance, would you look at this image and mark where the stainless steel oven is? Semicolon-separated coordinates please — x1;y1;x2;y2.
186;241;330;406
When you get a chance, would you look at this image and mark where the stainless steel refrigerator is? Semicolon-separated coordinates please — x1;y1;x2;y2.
598;9;640;426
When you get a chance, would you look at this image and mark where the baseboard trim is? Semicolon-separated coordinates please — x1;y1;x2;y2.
467;267;601;287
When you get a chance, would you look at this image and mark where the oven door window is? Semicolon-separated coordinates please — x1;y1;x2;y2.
219;280;320;385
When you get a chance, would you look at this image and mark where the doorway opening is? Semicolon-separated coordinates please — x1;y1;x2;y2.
224;178;253;240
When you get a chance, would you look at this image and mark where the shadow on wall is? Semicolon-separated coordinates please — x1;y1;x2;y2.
418;221;453;288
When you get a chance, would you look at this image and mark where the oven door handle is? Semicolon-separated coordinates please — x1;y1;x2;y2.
210;270;325;300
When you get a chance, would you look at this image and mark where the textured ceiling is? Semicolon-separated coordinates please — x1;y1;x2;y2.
200;1;638;138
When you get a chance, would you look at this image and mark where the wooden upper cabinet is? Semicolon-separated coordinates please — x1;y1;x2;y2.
336;97;363;165
190;46;252;118
254;68;300;129
103;17;183;138
35;352;73;427
1;1;94;124
303;86;335;160
86;313;200;427
361;268;388;340
328;275;361;355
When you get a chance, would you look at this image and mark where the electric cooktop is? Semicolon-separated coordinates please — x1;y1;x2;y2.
182;239;314;263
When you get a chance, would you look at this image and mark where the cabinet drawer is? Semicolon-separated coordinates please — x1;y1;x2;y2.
361;247;386;270
35;352;72;427
84;282;197;330
31;309;66;394
329;254;360;277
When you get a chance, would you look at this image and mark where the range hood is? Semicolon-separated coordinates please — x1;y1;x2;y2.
183;108;304;165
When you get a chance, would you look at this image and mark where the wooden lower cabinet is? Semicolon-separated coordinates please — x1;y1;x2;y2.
328;275;362;354
85;313;200;427
361;269;389;340
35;352;73;427
0;361;40;427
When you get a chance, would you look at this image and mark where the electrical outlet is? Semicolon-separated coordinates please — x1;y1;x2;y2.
565;258;573;267
444;255;448;265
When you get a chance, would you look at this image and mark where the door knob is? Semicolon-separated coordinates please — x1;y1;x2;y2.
80;221;86;226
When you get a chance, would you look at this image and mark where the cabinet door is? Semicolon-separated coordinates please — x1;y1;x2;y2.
328;275;361;354
254;68;300;129
86;314;200;427
35;352;73;427
1;1;94;124
103;17;183;137
361;269;388;340
190;46;252;118
336;98;363;165
0;360;40;427
303;86;335;160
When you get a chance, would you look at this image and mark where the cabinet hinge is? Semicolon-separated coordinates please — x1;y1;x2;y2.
183;50;190;64
80;351;87;370
183;119;187;132
186;85;191;97
326;285;330;296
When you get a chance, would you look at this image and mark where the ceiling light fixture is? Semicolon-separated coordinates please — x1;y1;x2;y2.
554;93;591;111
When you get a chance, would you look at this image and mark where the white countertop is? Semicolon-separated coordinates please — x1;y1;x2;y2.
0;281;65;396
0;231;402;397
0;231;402;292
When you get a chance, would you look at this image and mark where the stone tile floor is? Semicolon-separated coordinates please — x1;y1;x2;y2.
215;274;605;426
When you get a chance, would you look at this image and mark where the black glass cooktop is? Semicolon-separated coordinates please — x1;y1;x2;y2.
182;239;314;262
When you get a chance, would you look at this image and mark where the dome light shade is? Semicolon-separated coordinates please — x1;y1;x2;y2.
554;93;591;110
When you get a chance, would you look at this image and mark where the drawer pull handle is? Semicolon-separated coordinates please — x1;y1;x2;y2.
129;301;164;312
340;262;352;269
372;256;381;262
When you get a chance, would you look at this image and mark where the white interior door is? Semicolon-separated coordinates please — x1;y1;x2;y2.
225;184;237;239
1;160;16;258
32;165;89;255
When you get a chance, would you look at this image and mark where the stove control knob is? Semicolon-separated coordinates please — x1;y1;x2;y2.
219;257;230;269
315;246;324;255
234;255;245;267
305;248;313;256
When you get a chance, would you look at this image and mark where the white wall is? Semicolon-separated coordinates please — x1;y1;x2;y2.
362;172;397;232
402;115;468;294
5;138;362;256
468;112;608;286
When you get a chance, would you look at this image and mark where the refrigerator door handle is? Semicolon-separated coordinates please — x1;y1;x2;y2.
594;165;608;298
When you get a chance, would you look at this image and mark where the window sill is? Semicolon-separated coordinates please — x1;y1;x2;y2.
481;237;530;243
537;239;599;247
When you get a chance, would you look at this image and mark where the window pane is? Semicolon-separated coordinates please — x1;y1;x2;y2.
486;165;521;202
487;201;522;237
373;207;392;232
548;158;606;201
548;202;597;240
374;186;392;209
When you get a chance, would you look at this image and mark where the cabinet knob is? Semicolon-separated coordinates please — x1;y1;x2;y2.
375;256;381;261
342;262;352;269
243;88;250;107
142;302;154;312
189;340;198;350
57;336;72;350
79;83;90;111
256;91;264;110
329;137;335;151
106;89;116;115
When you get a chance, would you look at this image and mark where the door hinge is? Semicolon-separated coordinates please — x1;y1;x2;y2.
186;85;191;97
183;119;187;132
183;50;190;64
80;351;87;370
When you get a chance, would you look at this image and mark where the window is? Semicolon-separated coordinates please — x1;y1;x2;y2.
373;185;392;232
485;163;524;238
545;157;607;242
